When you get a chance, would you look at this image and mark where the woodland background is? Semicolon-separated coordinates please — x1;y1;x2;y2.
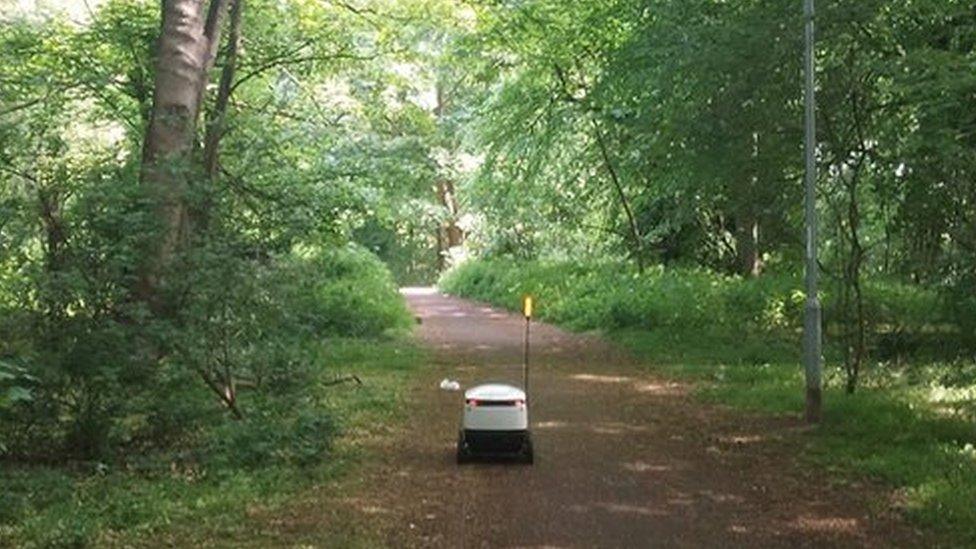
2;0;975;545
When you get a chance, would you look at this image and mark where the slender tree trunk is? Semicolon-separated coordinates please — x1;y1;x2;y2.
37;187;67;273
844;167;866;394
843;83;869;393
203;0;242;181
36;185;69;321
735;213;762;277
551;63;644;271
138;0;226;309
591;118;644;272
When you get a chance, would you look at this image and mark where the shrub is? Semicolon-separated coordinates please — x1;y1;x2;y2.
440;260;800;335
0;240;409;464
292;244;413;338
204;405;337;469
440;259;953;364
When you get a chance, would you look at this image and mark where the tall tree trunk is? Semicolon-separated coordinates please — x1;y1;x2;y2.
435;226;447;272
735;213;762;277
843;165;866;394
843;86;869;394
432;79;464;271
436;179;464;246
37;187;67;273
138;0;226;309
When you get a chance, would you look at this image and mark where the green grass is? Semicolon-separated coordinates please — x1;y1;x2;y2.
0;337;426;548
441;259;976;545
620;333;976;545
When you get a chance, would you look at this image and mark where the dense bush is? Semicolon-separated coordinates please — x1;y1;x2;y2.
0;239;410;465
439;259;794;331
440;259;951;360
204;404;337;469
290;244;413;338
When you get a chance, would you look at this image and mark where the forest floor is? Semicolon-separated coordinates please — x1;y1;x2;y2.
256;289;926;548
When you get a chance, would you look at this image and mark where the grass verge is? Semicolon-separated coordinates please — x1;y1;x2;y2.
614;327;976;542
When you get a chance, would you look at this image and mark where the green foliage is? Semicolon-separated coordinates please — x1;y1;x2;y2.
205;406;337;470
459;0;976;291
0;237;410;459
292;244;413;338
441;259;957;362
0;0;435;464
0;359;33;411
0;0;454;543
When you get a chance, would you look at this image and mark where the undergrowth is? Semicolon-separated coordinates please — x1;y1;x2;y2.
0;244;419;547
0;338;425;547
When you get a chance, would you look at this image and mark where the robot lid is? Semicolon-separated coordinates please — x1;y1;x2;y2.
464;383;526;402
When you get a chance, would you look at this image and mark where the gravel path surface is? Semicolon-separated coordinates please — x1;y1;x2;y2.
273;289;921;548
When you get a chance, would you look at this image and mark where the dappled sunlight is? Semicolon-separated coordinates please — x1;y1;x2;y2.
633;381;684;396
666;494;694;507
590;422;649;435
340;496;394;516
621;461;671;473
594;502;668;518
697;490;744;504
477;307;506;315
475;307;513;320
535;420;569;429
571;373;632;384
789;515;861;535
400;287;438;296
717;434;765;446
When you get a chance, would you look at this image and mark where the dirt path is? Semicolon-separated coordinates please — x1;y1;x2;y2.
289;289;921;547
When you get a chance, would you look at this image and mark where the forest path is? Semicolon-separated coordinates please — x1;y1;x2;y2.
352;288;921;548
271;289;920;548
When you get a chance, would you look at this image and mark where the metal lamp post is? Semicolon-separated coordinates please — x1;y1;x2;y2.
803;0;823;423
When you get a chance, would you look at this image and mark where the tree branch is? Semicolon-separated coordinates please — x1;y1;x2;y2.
230;47;378;95
591;117;645;272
